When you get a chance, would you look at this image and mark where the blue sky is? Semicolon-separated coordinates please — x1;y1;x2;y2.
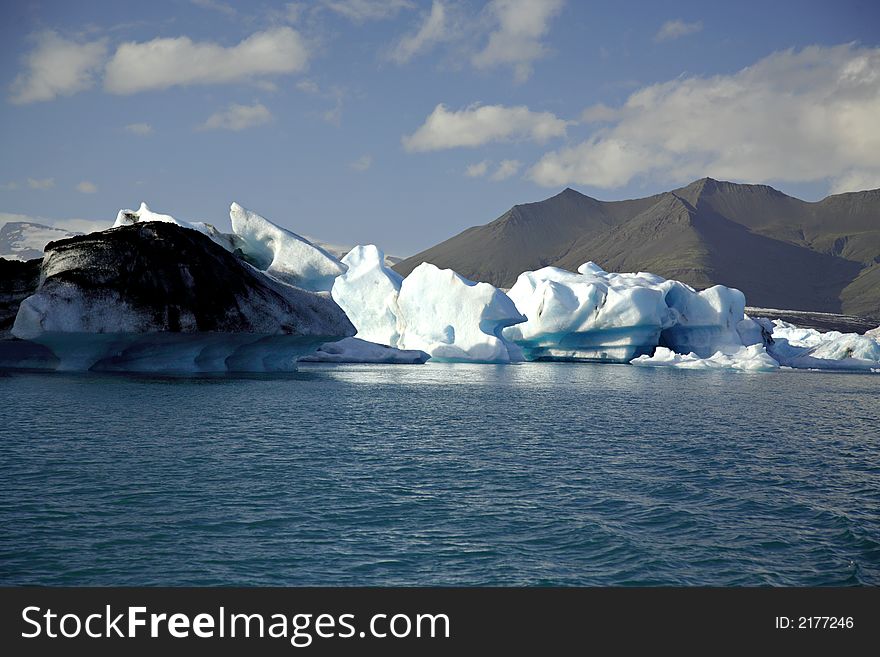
1;0;878;254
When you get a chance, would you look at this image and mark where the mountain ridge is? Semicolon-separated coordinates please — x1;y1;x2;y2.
393;178;880;318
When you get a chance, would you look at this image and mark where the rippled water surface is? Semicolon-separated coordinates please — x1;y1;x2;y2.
1;363;878;586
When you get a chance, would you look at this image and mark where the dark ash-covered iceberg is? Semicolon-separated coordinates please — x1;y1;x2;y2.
10;222;354;372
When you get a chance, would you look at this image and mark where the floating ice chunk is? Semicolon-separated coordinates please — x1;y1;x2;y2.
766;319;880;371
114;202;181;228
229;202;345;291
396;263;525;362
113;202;246;253
331;254;524;362
631;344;779;371
503;263;674;362
660;282;747;357
299;337;428;364
736;316;774;347
331;245;403;346
11;222;354;372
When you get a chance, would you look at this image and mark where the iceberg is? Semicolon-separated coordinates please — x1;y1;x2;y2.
502;262;753;363
113;201;346;292
331;251;525;363
229;202;345;292
299;337;429;364
113;202;240;251
396;263;525;362
503;263;673;362
660;283;748;357
631;344;779;371
765;320;880;371
331;245;403;347
11;222;354;372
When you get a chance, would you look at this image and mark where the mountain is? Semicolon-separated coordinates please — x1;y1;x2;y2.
0;221;80;261
393;179;880;318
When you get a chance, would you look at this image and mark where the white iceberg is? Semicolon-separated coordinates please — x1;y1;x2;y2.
113;202;240;251
766;320;880;371
299;337;429;364
631;344;779;371
331;245;403;347
331;253;525;363
113;201;346;292
395;263;525;363
229;202;345;291
660;282;748;357
502;262;752;363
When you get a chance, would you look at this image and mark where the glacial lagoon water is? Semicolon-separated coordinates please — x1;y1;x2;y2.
1;363;878;586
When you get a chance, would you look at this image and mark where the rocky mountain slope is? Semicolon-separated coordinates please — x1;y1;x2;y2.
394;179;880;318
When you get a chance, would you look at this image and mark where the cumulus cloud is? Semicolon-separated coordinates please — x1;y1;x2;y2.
465;160;490;178
9;31;107;104
472;0;565;83
200;102;273;131
350;154;373;171
76;181;98;194
654;19;703;43
104;27;309;94
27;178;55;190
323;0;414;22
403;103;569;152
529;44;880;193
388;1;449;64
490;159;521;181
125;122;153;136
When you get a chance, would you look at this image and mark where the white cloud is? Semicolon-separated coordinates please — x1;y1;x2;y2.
9;31;107;104
465;160;490;178
322;0;414;22
472;0;565;83
296;79;320;94
580;103;617;123
490;159;521;181
831;170;880;194
1;182;20;191
350;154;373;171
403;103;569;152
200;102;273;131
104;27;309;94
190;0;237;17
654;19;703;43
124;122;153;136
388;1;448;64
76;181;98;194
252;79;279;93
322;96;343;125
27;178;55;190
529;44;880;193
0;211;107;235
284;3;306;24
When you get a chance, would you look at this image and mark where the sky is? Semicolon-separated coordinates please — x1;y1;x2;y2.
1;0;878;255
